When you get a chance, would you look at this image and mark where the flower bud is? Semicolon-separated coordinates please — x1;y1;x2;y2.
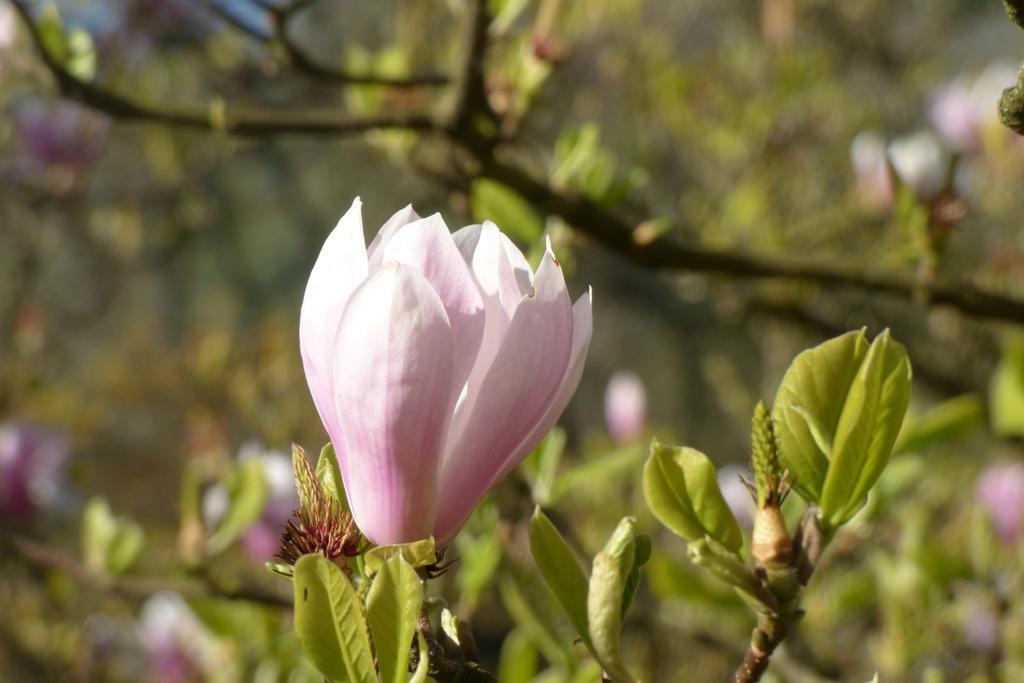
604;370;646;444
751;503;793;569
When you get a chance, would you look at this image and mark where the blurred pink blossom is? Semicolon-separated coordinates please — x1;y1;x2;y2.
11;99;109;186
930;63;1018;154
300;199;592;545
0;3;15;48
976;461;1024;545
850;130;894;212
887;130;950;203
0;423;69;522
604;370;647;444
138;592;219;682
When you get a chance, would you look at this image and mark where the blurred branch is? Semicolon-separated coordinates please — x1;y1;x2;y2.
9;0;441;137
6;534;292;609
200;0;450;87
15;0;1024;326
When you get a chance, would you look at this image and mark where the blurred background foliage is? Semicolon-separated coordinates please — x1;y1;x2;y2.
3;0;1024;681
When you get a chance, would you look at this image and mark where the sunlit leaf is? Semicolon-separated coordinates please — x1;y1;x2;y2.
367;554;423;683
316;442;349;510
529;508;591;649
81;497;144;576
293;553;378;683
587;517;638;683
363;537;437;575
469;179;544;243
894;394;983;454
642;441;743;552
773;329;869;502
820;330;912;529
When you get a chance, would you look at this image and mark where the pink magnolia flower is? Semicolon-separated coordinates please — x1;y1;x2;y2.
138;592;221;682
300;199;592;545
976;462;1024;545
604;370;646;444
0;422;69;522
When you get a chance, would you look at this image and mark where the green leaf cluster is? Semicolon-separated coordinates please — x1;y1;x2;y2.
81;497;144;576
772;329;912;531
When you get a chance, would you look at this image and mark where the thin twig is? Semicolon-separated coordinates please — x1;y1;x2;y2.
6;534;293;609
198;0;449;87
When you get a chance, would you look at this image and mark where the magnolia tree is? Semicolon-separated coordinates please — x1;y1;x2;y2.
6;0;1024;682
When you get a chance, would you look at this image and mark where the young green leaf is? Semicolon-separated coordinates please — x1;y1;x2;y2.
642;441;743;552
588;517;639;683
621;534;651;617
894;394;983;454
498;629;538;683
687;537;779;614
772;329;869;502
82;498;145;576
293;553;378;683
366;554;423;683
990;340;1024;436
208;457;269;554
529;507;592;649
316;442;349;510
820;330;912;530
363;537;436;574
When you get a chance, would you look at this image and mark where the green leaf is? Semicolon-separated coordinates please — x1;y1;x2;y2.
316;443;349;509
550;445;646;504
773;329;869;502
621;534;651;617
820;330;912;529
469;179;544;243
642;441;743;552
588;517;638;683
687;537;778;614
81;497;144;576
409;632;430;683
525;428;566;505
37;4;69;64
208;457;269;554
991;340;1024;436
529;508;592;649
66;27;95;81
293;553;378;683
366;554;423;683
498;629;538;683
499;577;571;669
894;394;984;454
363;537;437;575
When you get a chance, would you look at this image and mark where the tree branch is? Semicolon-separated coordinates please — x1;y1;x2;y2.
10;0;442;137
473;155;1024;325
198;0;449;87
6;534;293;609
15;0;1024;327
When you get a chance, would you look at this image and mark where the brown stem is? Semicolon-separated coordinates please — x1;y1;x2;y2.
5;534;292;608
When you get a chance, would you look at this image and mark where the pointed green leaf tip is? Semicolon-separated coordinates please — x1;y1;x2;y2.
642;440;743;552
316;443;349;510
293;553;378;683
750;400;782;507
